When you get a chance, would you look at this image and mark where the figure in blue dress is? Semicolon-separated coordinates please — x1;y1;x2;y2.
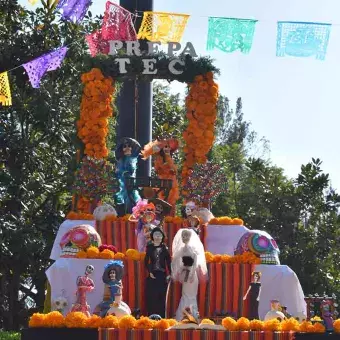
94;260;131;318
115;138;141;215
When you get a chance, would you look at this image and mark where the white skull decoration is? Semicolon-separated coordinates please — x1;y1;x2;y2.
93;203;117;221
235;230;280;265
59;224;101;258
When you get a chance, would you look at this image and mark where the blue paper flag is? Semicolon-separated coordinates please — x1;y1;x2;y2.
276;21;331;60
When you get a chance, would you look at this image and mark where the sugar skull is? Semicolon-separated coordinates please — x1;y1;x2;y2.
93;203;117;221
235;230;280;265
59;224;101;257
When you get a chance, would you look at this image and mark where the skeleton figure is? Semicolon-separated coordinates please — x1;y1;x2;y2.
235;230;280;265
59;224;101;258
71;265;95;317
52;290;68;315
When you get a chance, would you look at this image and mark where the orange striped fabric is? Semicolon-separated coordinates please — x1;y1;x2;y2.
96;221;206;251
99;329;295;340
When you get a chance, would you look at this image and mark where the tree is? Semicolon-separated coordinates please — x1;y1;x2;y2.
0;0;100;330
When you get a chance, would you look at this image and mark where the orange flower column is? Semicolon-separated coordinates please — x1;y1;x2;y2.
182;72;219;187
74;68;115;213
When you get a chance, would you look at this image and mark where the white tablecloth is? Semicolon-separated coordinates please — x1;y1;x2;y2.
205;225;249;255
254;264;307;319
46;258;110;314
50;220;96;260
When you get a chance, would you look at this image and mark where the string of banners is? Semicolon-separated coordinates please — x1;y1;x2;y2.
0;0;335;106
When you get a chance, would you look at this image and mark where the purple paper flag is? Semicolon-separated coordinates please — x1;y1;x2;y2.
56;0;92;23
23;47;68;88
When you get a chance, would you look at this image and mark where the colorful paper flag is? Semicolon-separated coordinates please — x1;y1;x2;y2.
56;0;91;23
101;2;137;41
28;0;39;4
137;11;190;43
0;72;12;106
276;21;331;60
23;47;68;88
206;17;257;54
85;2;137;57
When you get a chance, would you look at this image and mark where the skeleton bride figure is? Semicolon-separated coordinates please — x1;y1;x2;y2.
171;228;208;321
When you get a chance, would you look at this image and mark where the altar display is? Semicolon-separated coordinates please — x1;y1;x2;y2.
20;1;339;339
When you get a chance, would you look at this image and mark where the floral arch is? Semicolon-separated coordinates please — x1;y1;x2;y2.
71;53;219;217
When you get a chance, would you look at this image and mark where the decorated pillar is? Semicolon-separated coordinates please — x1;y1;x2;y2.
117;0;153;177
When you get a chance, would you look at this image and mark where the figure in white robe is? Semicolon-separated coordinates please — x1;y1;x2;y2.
171;228;208;321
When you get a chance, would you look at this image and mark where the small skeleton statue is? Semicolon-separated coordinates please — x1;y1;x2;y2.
52;290;68;315
71;265;95;317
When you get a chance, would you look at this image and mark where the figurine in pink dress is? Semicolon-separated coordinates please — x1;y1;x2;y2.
71;265;95;317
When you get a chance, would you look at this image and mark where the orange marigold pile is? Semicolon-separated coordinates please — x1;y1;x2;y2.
333;319;340;333
205;251;261;264
182;72;218;185
209;217;244;225
78;68;115;159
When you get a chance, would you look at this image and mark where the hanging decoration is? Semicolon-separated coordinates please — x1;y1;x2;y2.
56;0;91;23
86;2;137;57
182;72;219;187
0;72;12;106
77;68;115;159
23;47;68;88
137;11;190;44
276;21;331;60
28;0;39;4
206;17;257;54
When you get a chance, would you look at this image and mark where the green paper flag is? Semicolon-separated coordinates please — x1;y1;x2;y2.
207;17;257;54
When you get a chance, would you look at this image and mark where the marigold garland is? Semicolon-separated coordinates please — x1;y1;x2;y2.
29;313;329;332
78;68;114;159
209;217;244;225
182;72;219;187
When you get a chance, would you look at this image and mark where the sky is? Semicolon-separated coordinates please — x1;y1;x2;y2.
21;0;340;190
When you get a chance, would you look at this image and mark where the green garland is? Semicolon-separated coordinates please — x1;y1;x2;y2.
82;52;220;83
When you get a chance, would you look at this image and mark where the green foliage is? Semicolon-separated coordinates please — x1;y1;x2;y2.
0;0;100;330
0;332;20;340
211;101;340;298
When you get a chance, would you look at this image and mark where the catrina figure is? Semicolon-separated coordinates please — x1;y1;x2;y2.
94;260;131;318
115;137;141;215
172;229;208;321
131;200;157;252
144;227;171;318
141;138;179;208
71;265;95;317
243;271;262;319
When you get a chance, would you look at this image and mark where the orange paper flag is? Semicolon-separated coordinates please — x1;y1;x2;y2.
0;72;12;106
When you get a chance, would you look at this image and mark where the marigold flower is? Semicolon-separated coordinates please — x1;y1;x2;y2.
299;321;312;332
333;319;340;333
65;312;88;328
118;315;136;329
29;313;47;328
115;252;125;260
135;316;154;329
76;250;88;259
99;249;115;259
281;318;300;332
154;319;170;330
86;315;102;328
263;319;281;331
87;246;99;259
101;315;119;328
236;317;250;331
222;317;237;331
167;319;178;327
45;311;65;328
249;319;264;330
